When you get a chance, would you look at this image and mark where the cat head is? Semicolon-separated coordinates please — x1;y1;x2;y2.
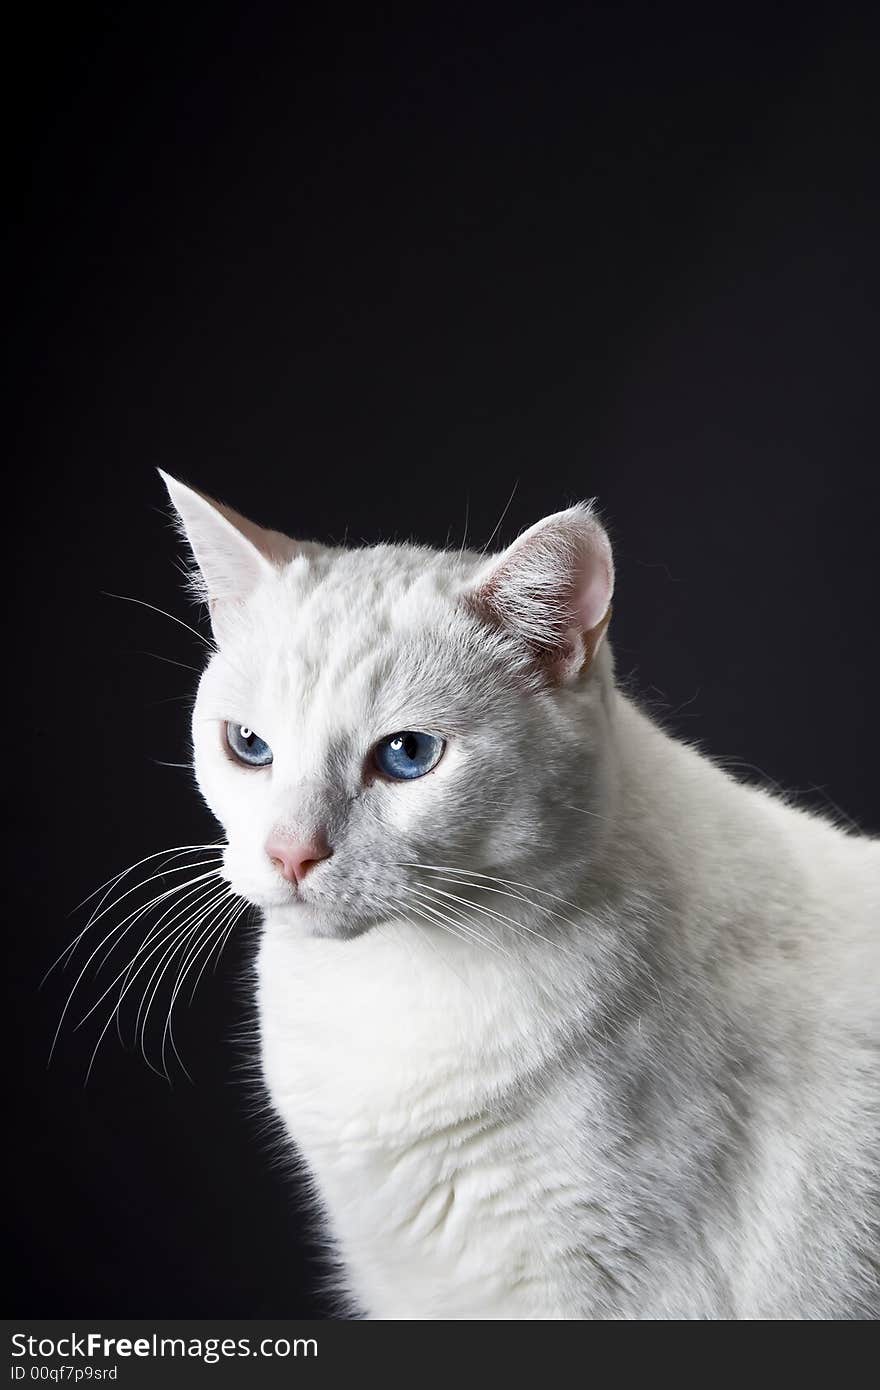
162;473;616;939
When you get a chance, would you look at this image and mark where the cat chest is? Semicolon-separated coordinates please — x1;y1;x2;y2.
255;935;584;1316
260;1025;579;1318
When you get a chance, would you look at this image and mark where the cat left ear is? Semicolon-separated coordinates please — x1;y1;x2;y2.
159;471;294;630
466;503;614;684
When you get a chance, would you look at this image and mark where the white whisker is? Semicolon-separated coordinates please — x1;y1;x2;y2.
402;861;585;915
402;898;487;953
388;899;477;992
479;479;519;556
407;888;509;956
110;877;225;1043
417;872;579;933
416;881;561;949
45;843;224;984
49;869;223;1065
134;886;231;1056
129;649;202;674
161;896;248;1076
101;590;215;649
75;878;225;1035
82;883;230;1085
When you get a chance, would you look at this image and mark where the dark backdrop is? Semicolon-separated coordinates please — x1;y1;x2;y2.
6;3;878;1317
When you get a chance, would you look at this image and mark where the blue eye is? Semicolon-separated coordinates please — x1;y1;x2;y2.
226;722;273;767
373;731;445;781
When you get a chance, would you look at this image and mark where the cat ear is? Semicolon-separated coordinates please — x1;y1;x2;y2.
466;503;614;683
159;471;294;627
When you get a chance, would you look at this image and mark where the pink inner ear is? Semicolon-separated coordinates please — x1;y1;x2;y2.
467;504;615;677
578;553;613;632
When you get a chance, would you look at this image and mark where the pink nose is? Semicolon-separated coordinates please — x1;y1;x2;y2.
266;831;333;885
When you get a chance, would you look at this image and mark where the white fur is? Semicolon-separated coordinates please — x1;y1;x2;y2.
165;476;879;1319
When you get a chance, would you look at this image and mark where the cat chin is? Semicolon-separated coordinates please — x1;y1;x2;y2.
259;900;377;941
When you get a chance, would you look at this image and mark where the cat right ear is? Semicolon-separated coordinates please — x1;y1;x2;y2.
159;471;293;635
465;502;614;685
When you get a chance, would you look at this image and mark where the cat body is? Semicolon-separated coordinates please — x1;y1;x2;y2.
163;474;879;1319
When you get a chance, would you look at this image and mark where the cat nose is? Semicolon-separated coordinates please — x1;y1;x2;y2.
266;831;333;885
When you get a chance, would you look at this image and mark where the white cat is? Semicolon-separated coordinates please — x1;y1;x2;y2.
162;471;879;1319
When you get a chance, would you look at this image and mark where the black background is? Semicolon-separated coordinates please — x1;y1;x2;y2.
6;3;879;1317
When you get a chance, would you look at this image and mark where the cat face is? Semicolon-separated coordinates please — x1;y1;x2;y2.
163;474;615;939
